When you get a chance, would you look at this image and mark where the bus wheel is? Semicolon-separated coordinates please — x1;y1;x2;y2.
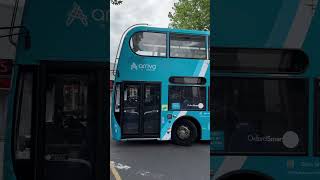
172;119;198;146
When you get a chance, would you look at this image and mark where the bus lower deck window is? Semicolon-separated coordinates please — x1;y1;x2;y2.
169;86;206;111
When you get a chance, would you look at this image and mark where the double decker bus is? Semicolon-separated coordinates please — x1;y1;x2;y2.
111;25;210;145
211;0;320;179
1;0;109;179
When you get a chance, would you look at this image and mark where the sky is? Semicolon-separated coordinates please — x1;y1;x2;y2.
110;0;178;63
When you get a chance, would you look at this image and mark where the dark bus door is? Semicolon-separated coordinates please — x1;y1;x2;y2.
13;62;108;180
121;82;161;138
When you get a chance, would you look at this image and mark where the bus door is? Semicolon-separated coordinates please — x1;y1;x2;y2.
13;62;107;180
121;82;161;138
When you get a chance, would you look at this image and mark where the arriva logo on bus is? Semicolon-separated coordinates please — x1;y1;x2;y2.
66;2;106;27
131;62;157;72
247;131;299;149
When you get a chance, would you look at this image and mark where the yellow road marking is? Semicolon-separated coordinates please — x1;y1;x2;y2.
110;161;122;180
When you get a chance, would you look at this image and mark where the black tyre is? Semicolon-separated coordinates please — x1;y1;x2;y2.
172;119;198;146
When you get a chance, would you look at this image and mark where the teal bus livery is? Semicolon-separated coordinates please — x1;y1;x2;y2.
111;25;210;146
211;0;320;179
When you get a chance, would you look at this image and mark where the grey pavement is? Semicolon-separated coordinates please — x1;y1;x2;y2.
110;138;210;180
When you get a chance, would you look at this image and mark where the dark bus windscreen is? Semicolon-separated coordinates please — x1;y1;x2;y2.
211;77;308;155
211;47;309;155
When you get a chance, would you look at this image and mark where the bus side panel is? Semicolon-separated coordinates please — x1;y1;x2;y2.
159;110;172;141
160;111;210;141
160;111;189;141
243;157;320;180
212;0;300;48
212;152;320;179
159;71;210;141
197;112;210;140
111;115;121;141
114;26;210;142
16;1;109;64
211;0;317;179
159;83;171;141
185;111;210;141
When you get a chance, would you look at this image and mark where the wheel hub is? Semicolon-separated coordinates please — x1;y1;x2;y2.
177;125;191;140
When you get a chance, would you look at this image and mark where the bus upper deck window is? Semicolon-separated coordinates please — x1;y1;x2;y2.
130;32;167;57
170;34;207;59
212;48;309;73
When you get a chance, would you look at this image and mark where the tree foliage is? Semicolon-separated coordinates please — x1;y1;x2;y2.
168;0;209;30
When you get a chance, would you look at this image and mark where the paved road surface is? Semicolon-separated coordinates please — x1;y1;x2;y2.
110;138;210;180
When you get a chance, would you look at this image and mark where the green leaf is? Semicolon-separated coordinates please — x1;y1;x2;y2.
168;0;209;31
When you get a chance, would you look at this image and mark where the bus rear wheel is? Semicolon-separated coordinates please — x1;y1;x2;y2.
172;119;198;146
